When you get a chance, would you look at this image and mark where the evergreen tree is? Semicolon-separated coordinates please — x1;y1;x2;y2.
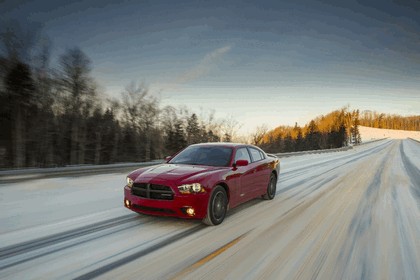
166;120;186;154
99;108;119;164
222;133;232;142
339;122;347;147
207;130;219;142
305;120;321;150
283;133;294;152
293;123;303;151
186;113;200;144
5;61;35;167
351;110;361;144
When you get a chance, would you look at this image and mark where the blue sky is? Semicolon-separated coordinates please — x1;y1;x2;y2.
2;0;419;133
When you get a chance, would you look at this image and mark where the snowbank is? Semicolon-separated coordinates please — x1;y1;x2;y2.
359;126;420;142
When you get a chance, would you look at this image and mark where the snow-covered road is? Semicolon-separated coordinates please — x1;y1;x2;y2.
0;139;419;279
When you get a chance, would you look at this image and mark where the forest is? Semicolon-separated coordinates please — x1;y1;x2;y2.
1;25;419;169
0;22;244;169
256;109;352;153
256;107;420;154
0;44;242;168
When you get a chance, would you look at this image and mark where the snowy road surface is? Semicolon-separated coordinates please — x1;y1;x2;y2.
0;139;419;279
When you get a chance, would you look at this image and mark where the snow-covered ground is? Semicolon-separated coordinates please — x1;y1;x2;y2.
0;139;419;279
360;125;420;142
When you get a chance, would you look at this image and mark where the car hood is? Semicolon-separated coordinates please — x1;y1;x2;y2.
130;164;226;184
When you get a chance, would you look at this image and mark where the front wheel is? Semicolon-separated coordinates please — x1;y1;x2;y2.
203;186;228;226
263;173;277;200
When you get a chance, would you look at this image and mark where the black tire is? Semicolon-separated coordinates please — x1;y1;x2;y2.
263;173;277;200
203;186;228;226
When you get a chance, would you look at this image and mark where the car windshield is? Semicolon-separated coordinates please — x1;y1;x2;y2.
169;146;233;167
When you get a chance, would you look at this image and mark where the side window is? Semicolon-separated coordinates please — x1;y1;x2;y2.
249;148;263;162
234;147;251;163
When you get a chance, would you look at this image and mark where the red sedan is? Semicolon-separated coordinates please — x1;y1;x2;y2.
124;143;280;225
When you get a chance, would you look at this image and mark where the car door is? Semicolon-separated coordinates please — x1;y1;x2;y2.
248;147;272;196
232;147;255;203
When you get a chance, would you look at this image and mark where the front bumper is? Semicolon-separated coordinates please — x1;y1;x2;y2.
124;186;209;219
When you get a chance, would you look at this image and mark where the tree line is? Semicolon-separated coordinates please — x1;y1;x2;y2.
255;108;420;154
359;110;420;131
0;25;240;169
255;108;361;153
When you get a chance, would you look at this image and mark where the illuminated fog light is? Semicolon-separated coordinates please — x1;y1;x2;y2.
186;207;195;216
125;199;131;207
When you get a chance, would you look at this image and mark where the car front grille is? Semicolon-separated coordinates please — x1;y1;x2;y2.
131;183;174;200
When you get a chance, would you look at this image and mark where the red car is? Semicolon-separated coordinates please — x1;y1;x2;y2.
124;143;280;225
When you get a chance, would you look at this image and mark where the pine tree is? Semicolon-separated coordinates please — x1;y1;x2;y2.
284;133;294;152
5;61;35;167
222;133;232;142
207;130;219;142
351;110;361;144
339;122;347;147
166;120;186;154
186;113;200;144
305;120;321;150
293;123;303;151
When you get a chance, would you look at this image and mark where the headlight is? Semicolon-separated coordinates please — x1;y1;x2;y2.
178;183;204;194
191;183;201;192
126;177;134;188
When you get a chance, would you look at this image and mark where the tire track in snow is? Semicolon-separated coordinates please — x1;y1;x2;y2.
279;140;393;184
400;140;420;201
335;140;396;280
0;214;148;269
74;225;205;280
277;140;393;198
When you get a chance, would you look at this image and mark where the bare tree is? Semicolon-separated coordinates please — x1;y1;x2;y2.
221;115;242;142
29;37;56;166
251;124;268;146
121;82;160;161
0;20;43;64
58;47;96;164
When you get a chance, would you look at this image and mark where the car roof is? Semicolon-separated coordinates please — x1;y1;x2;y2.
191;142;253;148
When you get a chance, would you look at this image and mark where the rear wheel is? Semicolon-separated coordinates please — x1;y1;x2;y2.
263;173;277;200
203;186;227;226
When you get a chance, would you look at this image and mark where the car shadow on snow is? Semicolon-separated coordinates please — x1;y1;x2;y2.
132;197;267;226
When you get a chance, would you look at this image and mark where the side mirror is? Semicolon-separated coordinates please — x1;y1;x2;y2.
235;159;249;167
164;156;173;162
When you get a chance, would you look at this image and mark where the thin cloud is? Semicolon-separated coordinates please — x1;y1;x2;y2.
162;45;232;90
